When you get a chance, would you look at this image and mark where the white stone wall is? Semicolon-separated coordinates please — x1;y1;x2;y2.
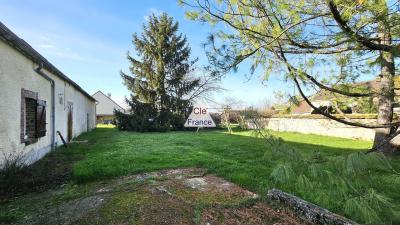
264;117;375;140
0;40;96;166
247;117;400;145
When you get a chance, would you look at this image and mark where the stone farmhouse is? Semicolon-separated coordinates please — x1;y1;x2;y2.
92;91;126;124
0;22;96;165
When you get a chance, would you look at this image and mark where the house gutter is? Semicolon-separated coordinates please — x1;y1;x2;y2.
34;63;56;150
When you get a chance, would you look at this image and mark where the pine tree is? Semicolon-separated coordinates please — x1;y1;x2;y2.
182;0;400;154
117;13;200;131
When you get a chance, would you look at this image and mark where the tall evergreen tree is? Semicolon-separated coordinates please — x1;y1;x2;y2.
117;13;200;131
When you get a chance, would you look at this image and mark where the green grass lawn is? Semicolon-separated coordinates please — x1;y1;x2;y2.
4;126;400;225
70;127;372;186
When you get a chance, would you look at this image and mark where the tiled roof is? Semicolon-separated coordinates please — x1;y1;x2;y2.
0;21;95;102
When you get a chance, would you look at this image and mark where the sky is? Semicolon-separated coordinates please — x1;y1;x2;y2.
0;0;292;108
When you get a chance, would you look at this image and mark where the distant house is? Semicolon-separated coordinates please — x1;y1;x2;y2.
0;22;96;166
290;77;400;115
291;91;339;114
92;91;126;124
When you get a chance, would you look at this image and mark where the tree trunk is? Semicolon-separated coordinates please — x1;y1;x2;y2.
373;29;396;154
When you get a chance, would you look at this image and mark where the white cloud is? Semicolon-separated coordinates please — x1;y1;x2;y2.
144;8;164;21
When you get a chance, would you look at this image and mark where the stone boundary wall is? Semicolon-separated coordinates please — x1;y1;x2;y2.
248;115;400;144
247;115;379;140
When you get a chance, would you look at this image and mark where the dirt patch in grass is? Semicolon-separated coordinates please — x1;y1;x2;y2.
2;168;309;225
201;202;304;225
136;193;195;225
22;195;106;225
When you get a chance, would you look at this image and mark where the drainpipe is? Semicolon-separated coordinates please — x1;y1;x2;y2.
34;63;56;150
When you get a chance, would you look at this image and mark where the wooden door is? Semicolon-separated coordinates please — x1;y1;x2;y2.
67;103;73;142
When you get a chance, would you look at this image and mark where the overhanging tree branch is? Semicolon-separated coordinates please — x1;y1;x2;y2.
274;43;399;129
293;77;400;128
273;43;374;97
327;0;400;52
286;63;373;97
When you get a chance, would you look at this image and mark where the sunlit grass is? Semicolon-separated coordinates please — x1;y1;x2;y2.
69;128;374;187
96;123;116;128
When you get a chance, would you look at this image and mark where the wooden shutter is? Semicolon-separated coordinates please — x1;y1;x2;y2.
36;100;47;138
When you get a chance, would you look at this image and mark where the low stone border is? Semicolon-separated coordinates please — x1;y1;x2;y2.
270;113;379;119
267;189;360;225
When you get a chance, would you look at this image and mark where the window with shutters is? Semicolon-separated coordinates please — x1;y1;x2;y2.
21;89;47;145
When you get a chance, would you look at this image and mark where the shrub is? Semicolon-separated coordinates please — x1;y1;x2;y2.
0;148;74;199
115;99;172;132
0;151;27;197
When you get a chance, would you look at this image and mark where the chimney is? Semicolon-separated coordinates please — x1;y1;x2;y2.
107;93;111;98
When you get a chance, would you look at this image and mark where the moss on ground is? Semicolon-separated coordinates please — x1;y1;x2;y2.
1;168;309;225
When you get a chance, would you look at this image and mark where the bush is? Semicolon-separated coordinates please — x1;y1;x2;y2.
1;149;75;199
0;151;27;197
210;113;222;126
114;98;191;132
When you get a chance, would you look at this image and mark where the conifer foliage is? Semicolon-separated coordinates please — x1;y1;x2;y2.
116;13;200;131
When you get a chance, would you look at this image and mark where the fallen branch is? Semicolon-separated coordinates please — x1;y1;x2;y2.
267;189;360;225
